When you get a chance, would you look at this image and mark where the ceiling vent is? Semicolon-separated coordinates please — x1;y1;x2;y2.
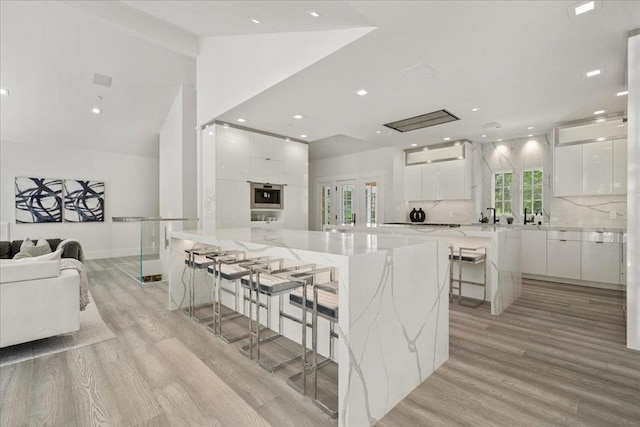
482;121;502;129
384;109;459;133
400;62;436;80
92;73;112;88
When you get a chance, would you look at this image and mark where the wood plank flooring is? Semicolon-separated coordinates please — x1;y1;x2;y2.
1;259;639;426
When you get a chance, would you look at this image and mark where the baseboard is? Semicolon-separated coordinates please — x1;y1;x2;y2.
522;273;625;291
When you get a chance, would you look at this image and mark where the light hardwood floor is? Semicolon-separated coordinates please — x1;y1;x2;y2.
1;260;639;426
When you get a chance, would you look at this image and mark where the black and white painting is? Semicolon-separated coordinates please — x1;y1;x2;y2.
14;177;63;223
63;179;105;222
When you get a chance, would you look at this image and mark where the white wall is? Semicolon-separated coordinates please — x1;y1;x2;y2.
0;141;159;259
159;86;197;219
626;31;640;351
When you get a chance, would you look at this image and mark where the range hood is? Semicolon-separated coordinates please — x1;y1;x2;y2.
384;109;459;133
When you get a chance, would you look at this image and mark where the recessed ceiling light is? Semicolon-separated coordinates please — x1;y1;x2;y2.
527;126;534;130
454;141;461;146
309;11;320;17
586;69;601;77
458;156;464;160
617;90;629;96
91;107;101;114
593;110;605;115
497;139;502;142
411;143;417;147
528;134;533;137
0;88;9;96
251;18;261;24
300;134;308;138
443;137;451;141
356;89;368;96
237;118;246;123
223;123;230;129
472;108;480;112
481;134;487;138
575;1;595;15
293;114;304;119
376;131;381;134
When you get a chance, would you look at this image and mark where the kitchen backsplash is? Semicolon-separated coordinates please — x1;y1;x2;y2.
550;195;627;227
406;200;477;224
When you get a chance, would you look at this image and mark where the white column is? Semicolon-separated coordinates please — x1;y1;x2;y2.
627;30;640;351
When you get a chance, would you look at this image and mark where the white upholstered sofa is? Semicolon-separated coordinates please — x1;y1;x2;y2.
0;259;80;348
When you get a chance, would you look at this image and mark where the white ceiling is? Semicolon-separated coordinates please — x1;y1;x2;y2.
1;1;637;161
0;1;195;157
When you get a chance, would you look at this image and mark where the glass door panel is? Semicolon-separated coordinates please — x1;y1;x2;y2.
337;180;356;225
364;181;378;225
320;183;332;228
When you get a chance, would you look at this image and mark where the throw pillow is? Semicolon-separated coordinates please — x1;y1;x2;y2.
13;251;33;260
19;238;52;257
13;248;63;262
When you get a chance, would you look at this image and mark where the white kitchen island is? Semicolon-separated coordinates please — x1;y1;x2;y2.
168;228;450;426
325;224;522;316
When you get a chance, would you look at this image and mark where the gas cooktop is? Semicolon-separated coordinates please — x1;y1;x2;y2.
383;222;461;228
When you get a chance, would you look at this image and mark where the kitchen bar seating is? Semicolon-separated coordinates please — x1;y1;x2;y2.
287;267;339;418
183;247;223;322
449;244;487;307
206;254;270;343
239;259;315;372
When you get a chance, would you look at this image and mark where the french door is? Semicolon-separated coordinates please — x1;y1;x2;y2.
317;174;382;229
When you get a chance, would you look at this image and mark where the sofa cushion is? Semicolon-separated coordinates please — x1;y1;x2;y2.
20;238;52;257
0;259;61;283
10;239;61;257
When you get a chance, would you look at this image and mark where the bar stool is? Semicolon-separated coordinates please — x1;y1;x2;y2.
449;245;487;307
206;255;270;343
183;247;224;322
287;267;339;418
239;259;315;372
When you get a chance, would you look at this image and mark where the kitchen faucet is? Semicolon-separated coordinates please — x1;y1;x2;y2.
486;207;496;224
524;208;533;225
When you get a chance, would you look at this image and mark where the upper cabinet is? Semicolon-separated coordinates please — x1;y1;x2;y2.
553;116;627;197
283;141;308;186
216;126;252;181
554;139;627;197
612;138;628;195
582;141;613;195
250;132;284;161
403;142;472;201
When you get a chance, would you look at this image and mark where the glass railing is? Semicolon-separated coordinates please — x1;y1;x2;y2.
112;217;197;286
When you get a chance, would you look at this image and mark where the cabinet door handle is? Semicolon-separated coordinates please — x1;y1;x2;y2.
596;241;604;244
560;239;567;242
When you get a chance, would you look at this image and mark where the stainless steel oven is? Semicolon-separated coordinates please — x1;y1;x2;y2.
250;182;283;209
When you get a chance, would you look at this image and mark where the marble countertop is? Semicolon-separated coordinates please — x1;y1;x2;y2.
171;228;439;257
467;223;627;232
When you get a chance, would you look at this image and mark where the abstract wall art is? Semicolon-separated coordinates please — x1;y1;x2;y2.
15;177;63;223
63;179;105;222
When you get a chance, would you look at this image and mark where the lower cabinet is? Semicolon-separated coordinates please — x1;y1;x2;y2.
521;230;547;275
581;241;620;284
547;240;581;280
216;180;250;228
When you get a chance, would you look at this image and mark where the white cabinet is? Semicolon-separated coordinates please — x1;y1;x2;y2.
216;127;251;181
420;164;439;200
283;185;308;230
438;160;466;200
251;133;284;161
554;144;582;196
250;158;283;184
521;230;547;275
283;141;308;186
404;165;422;201
404;157;471;201
216;180;250;228
582;141;613;195
547;239;581;280
581;242;620;284
613;138;628;195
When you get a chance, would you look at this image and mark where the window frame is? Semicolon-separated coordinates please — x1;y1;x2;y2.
521;167;544;215
492;170;513;216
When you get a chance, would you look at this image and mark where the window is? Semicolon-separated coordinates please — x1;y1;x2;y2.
522;168;543;214
493;171;512;215
320;184;331;226
337;180;355;224
364;181;377;224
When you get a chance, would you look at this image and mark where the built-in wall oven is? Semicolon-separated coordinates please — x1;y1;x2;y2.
250;182;283;209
